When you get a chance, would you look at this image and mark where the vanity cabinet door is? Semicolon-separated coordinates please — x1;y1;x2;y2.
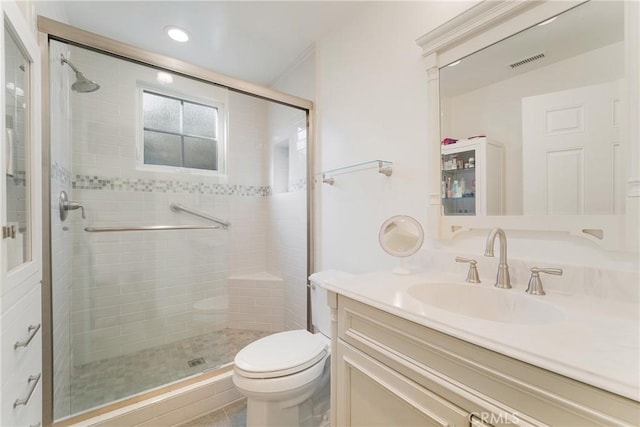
336;340;470;427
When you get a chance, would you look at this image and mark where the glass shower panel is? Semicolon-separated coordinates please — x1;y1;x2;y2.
50;40;237;419
49;39;309;422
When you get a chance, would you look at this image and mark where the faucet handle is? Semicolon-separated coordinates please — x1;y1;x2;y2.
526;267;563;296
455;257;481;283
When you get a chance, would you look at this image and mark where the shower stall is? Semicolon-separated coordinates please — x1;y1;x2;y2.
42;20;312;423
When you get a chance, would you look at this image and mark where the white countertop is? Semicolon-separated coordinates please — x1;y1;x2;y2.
322;270;640;401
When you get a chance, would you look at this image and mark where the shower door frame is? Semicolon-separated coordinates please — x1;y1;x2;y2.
38;16;315;427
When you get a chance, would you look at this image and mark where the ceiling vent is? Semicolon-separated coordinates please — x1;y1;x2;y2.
509;52;545;69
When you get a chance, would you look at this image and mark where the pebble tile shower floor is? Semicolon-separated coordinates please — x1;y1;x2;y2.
67;329;271;414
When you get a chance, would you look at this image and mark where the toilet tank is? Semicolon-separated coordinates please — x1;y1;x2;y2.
309;270;352;337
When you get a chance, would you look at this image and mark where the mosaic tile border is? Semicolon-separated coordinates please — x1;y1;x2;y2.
56;169;306;196
72;175;272;197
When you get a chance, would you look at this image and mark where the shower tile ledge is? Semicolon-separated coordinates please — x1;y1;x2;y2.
228;271;283;281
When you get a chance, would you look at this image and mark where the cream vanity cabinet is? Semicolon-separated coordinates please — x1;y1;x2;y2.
1;2;43;427
329;294;639;427
441;138;503;216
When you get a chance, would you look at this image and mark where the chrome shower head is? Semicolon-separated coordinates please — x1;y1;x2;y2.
60;54;100;93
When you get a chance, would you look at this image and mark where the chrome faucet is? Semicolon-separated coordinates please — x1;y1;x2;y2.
484;228;511;289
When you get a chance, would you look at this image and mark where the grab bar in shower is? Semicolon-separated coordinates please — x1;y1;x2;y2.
84;225;220;233
170;203;230;229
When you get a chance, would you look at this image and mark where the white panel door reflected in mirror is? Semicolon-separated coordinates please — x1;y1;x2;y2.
379;215;424;275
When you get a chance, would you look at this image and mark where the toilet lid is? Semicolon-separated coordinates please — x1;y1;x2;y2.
234;330;329;379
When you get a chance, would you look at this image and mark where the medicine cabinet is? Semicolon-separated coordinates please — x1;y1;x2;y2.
441;137;503;216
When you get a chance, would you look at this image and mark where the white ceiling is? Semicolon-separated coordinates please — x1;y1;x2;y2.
48;1;368;86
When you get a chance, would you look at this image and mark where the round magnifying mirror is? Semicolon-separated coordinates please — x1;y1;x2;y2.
379;215;424;275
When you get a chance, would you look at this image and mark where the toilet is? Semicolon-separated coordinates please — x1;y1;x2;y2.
232;270;351;427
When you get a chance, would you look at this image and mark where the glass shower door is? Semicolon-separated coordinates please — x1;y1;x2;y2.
49;40;233;418
48;37;309;421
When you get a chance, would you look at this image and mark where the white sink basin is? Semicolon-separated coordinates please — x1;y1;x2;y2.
406;283;565;324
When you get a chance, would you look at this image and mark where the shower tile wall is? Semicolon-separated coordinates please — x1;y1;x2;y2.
268;192;307;330
266;102;308;330
58;43;306;366
65;46;280;366
228;273;284;331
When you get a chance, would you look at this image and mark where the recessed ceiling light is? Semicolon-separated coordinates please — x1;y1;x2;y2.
537;16;557;27
166;26;190;42
156;72;173;84
447;60;461;68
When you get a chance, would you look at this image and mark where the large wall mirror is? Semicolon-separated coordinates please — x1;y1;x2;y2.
417;0;639;251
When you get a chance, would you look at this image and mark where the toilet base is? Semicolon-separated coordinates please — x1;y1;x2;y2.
246;399;299;427
243;360;330;427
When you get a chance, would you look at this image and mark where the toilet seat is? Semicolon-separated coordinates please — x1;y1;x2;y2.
234;330;329;379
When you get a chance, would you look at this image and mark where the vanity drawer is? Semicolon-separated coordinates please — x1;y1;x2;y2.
1;370;42;427
1;283;42;376
1;283;42;427
337;295;639;426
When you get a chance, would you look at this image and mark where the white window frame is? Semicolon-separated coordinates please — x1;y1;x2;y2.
135;84;227;177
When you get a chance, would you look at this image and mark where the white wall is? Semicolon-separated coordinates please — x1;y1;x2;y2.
315;1;475;274
314;1;638;287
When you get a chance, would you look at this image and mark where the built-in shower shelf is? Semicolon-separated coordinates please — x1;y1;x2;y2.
317;160;393;185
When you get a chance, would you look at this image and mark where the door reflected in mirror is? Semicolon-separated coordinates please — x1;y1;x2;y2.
439;1;627;216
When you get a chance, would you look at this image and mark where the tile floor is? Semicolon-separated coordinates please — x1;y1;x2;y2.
67;329;270;414
178;399;248;427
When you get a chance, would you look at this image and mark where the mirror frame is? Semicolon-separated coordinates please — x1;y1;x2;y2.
416;0;639;252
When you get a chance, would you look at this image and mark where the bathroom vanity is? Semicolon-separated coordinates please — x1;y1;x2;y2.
323;272;639;427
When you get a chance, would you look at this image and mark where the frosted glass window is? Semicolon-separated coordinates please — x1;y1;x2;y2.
142;90;219;171
143;92;181;133
183;102;217;138
144;131;181;167
184;137;217;170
